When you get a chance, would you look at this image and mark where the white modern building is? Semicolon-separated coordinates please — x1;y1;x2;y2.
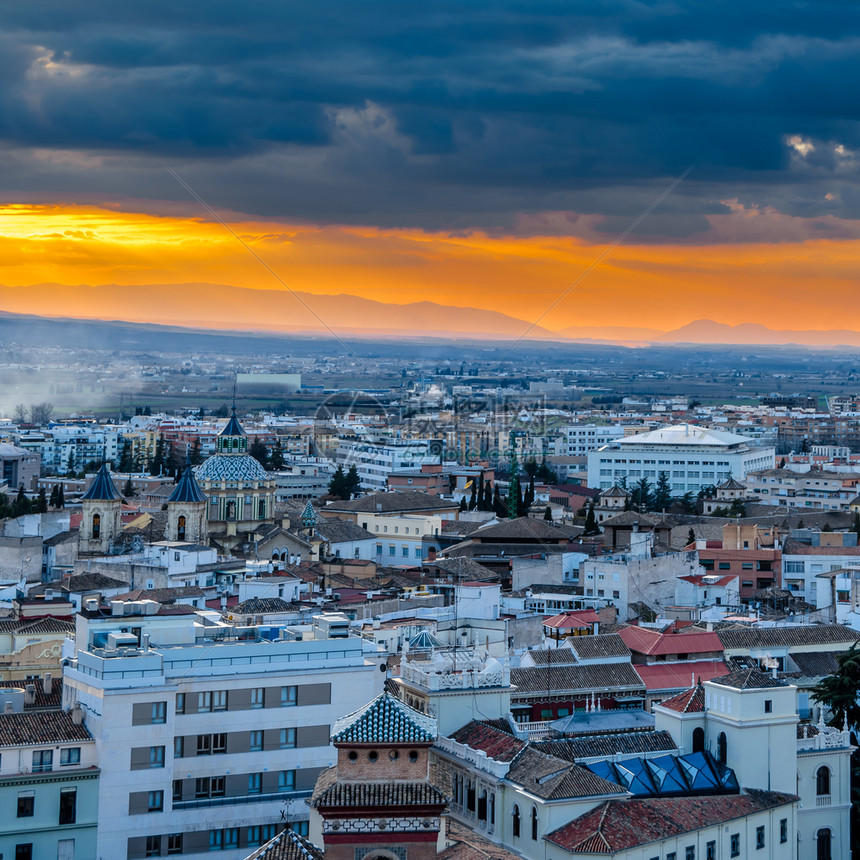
588;424;775;494
335;437;442;491
560;423;625;457
62;602;385;860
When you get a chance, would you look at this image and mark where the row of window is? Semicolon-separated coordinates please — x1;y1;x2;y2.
16;787;77;824
30;747;81;772
135;822;309;857
375;544;424;557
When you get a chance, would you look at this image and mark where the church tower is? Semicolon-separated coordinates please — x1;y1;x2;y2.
79;463;123;554
310;692;448;860
165;462;208;544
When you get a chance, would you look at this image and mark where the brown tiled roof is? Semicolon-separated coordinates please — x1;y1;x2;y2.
429;557;498;580
710;669;786;690
30;571;127;593
323;491;458;514
534;730;678;761
232;598;298;615
790;651;843;677
311;769;448;809
114;586;204;603
0;678;62;710
0;710;92;746
717;625;860;650
510;663;644;696
472;517;570;541
568;634;631;661
437;819;522;860
506;748;625;800
0;618;75;635
782;538;860;556
448;721;526;763
658;685;706;713
242;829;325;860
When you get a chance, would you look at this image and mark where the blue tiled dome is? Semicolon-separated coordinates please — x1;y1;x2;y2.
195;454;269;483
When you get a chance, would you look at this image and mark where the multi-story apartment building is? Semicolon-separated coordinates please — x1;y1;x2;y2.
17;426;120;473
62;601;385;859
560;423;624;457
335;437;443;491
587;424;774;494
747;467;860;510
272;459;335;501
0;691;99;860
780;532;860;610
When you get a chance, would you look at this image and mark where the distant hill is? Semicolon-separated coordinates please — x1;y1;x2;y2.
658;320;860;347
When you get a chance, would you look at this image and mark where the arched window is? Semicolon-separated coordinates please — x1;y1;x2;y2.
490;792;496;826
478;789;487;822
512;804;520;838
226;500;236;519
92;513;100;539
717;731;727;764
692;727;705;753
531;806;538;841
816;766;831;797
177;515;186;541
817;828;832;860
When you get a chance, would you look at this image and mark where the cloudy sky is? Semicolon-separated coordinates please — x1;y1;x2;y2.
1;1;858;335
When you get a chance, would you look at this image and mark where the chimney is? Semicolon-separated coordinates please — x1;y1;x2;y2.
142;634;150;652
43;673;52;696
24;684;36;706
71;703;83;725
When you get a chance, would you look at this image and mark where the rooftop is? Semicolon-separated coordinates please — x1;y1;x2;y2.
81;462;122;501
167;463;207;504
331;692;436;745
324;491;458;514
716;625;860;650
709;669;787;690
617;424;756;449
0;710;92;747
658;684;706;714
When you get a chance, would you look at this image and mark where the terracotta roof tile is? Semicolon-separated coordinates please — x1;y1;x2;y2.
0;710;92;746
658;685;706;713
448;721;526;763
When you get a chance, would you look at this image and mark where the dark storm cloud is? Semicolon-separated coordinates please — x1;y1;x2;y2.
0;1;859;236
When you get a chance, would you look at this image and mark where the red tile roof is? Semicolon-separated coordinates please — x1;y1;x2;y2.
448;720;526;763
543;610;600;630
658;684;706;713
635;660;727;692
545;790;796;853
618;626;723;656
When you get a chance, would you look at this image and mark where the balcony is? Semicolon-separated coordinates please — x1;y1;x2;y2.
173;789;312;810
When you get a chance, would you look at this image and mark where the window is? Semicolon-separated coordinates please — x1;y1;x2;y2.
60;747;81;766
730;833;740;857
173;779;183;802
174;736;184;758
198;691;212;712
531;806;538;841
149;746;165;768
196;777;211;798
151;701;167;723
92;513;100;539
512;804;520;838
147;790;163;813
765;699;772;713
197;734;211;755
706;841;716;860
817;827;832;860
250;730;263;751
685;848;695;860
250;687;264;708
756;825;765;849
389;545;395;556
279;770;296;791
59;788;77;825
248;773;262;794
212;733;227;754
209;829;223;850
667;854;676;860
212;690;227;711
817;766;831;796
717;732;727;764
17;791;34;817
167;834;183;855
176;693;185;714
32;749;53;772
247;826;262;846
780;818;788;843
280;727;297;748
281;686;297;707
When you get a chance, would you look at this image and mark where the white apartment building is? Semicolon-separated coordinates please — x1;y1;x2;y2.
272;459;334;501
560;423;624;457
357;512;443;564
62;602;384;860
335;438;441;491
587;424;775;494
17;426;120;473
780;538;860;609
746;468;860;510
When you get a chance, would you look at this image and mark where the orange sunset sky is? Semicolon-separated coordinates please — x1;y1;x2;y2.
3;201;860;337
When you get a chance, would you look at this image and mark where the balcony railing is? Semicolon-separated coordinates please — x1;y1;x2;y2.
173;789;312;810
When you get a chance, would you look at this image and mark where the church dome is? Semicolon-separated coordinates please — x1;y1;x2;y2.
195;454;269;484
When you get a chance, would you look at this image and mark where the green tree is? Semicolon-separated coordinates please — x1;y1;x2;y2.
66;451;76;477
328;466;347;498
631;477;652;510
123;479;136;498
680;491;696;514
468;480;477;511
822;522;834;532
493;485;506;518
189;437;203;466
687;527;696;547
536;457;558;484
344;465;361;499
57;485;65;509
35;487;48;514
812;643;860;729
853;511;860;540
543;506;553;521
728;498;746;518
653;471;672;512
458;497;468;513
118;441;134;473
583;501;598;535
523;456;539;479
49;485;59;508
249;438;269;468
525;476;535;509
269;438;285;471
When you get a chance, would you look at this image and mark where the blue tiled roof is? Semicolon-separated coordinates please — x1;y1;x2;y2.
220;407;246;437
168;464;207;503
332;692;436;745
81;463;122;501
195;454;269;483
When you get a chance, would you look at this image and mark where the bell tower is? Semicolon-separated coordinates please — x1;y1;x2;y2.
310;693;448;860
79;463;123;554
165;462;208;543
